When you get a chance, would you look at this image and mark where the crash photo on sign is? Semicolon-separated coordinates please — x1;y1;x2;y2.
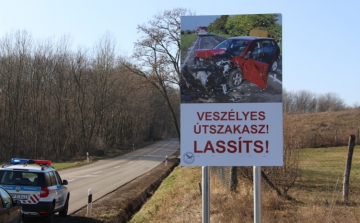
180;14;283;167
181;14;282;104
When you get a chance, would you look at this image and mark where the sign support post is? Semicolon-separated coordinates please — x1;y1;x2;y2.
254;166;262;223
180;14;283;223
202;166;210;223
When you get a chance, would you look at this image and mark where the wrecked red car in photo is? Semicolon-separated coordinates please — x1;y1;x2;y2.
191;36;280;91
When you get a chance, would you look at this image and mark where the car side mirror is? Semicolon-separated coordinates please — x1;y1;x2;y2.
15;200;21;206
4;200;11;209
62;179;68;185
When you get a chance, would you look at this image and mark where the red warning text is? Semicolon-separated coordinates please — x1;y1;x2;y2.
196;110;266;121
193;139;269;154
194;124;269;134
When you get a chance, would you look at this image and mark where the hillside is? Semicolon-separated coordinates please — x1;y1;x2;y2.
128;108;360;223
284;108;360;148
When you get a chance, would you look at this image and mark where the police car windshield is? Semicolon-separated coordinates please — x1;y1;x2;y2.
0;171;45;186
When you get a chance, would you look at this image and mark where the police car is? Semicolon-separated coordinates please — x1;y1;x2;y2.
0;158;70;223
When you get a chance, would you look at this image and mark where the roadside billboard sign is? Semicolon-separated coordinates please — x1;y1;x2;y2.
180;14;283;166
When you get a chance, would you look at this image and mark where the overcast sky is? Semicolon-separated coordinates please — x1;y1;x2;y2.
1;0;359;106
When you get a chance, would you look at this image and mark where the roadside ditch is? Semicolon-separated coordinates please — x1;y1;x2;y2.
54;149;180;223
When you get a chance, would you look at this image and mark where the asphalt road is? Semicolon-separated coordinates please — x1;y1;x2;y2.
58;138;179;215
181;34;282;103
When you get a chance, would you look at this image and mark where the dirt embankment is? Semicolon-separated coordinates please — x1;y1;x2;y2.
53;150;180;223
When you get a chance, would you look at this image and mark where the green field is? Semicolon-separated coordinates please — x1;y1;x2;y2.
295;145;360;203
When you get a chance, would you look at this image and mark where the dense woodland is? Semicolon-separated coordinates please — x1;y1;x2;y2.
0;31;179;162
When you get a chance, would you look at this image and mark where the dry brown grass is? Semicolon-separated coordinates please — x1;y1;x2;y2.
131;165;360;223
284;108;360;148
130;108;360;223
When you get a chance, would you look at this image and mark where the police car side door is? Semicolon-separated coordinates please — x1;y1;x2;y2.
46;171;60;211
53;171;66;209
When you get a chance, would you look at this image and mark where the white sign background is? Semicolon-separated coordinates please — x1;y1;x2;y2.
181;103;283;166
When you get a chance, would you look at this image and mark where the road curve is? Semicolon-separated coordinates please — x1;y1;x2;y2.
58;138;179;214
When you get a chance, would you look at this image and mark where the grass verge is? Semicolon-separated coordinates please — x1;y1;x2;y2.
129;166;202;223
181;33;197;58
52;162;81;170
130;145;360;223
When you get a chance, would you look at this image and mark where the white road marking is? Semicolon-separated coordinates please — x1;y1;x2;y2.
93;171;103;174
70;175;99;178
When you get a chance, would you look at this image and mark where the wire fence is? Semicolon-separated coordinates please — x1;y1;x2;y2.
210;134;360;205
210;166;238;191
210;167;231;189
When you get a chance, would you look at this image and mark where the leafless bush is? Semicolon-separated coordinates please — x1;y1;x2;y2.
238;118;300;198
283;89;346;114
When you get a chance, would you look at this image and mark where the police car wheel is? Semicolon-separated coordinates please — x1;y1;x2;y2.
44;204;54;223
59;197;69;217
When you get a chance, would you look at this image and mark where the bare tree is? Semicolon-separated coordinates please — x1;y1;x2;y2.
283;89;346;114
239;121;300;199
293;90;317;113
316;92;345;112
0;30;32;159
27;38;55;159
353;102;360;109
282;89;294;114
122;8;194;140
0;29;178;162
46;36;75;160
